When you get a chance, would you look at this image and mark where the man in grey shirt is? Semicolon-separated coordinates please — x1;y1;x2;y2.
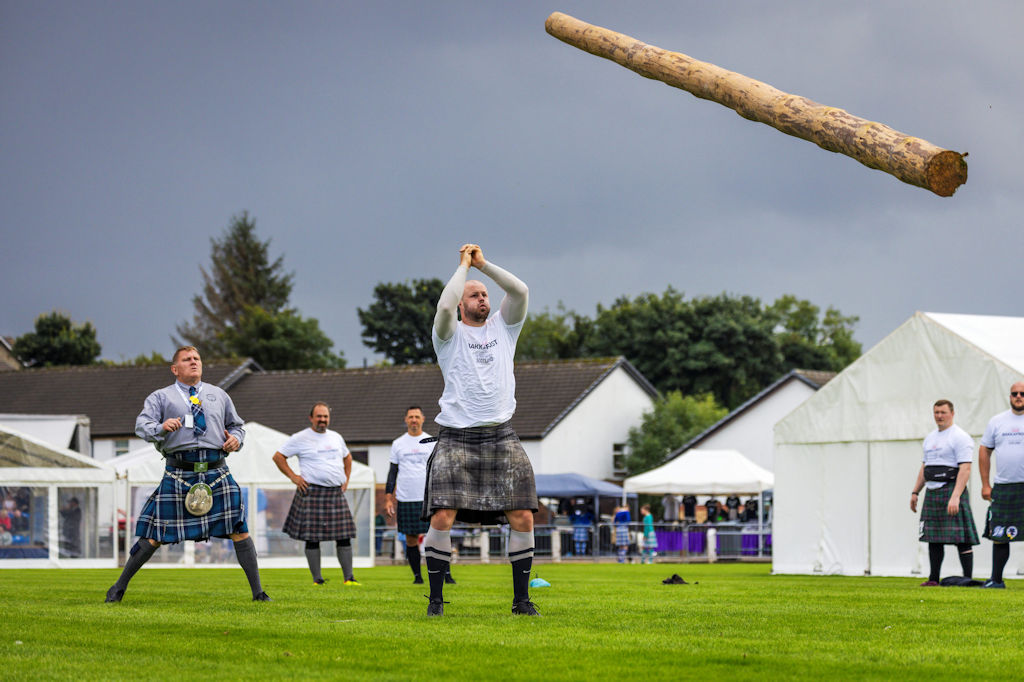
105;346;269;603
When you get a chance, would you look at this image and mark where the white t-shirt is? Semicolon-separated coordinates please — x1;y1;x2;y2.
982;410;1024;484
432;311;524;428
921;424;974;490
278;428;350;487
389;431;433;502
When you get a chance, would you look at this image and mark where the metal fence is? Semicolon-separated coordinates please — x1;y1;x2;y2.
377;521;771;563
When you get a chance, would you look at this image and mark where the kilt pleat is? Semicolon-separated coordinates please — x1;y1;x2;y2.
984;482;1024;542
283;484;356;541
919;485;979;544
615;525;630;546
397;500;429;536
421;422;537;525
135;467;247;543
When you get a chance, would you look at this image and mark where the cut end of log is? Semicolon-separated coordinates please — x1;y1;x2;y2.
925;150;968;197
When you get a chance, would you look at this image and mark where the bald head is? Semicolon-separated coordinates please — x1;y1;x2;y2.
459;279;490;326
1012;381;1024;414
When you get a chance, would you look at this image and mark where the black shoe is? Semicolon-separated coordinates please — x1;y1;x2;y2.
427;597;446;616
253;591;273;601
104;586;124;603
413;575;424;584
444;574;457;585
512;600;541;616
313;578;327;586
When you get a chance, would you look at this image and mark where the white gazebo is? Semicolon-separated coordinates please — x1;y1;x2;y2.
0;424;117;568
110;422;376;568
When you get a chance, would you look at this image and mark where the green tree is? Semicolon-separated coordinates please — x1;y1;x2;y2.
13;311;102;367
106;351;168;367
769;294;862;371
624;392;727;475
515;303;595;361
357;278;444;364
219;305;345;370
585;288;784;409
175;212;294;356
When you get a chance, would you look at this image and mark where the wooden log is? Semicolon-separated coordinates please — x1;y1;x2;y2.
545;11;967;197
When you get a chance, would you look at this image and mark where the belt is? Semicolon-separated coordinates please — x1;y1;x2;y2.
166;455;227;472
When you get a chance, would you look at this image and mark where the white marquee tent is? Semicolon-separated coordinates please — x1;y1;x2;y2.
774;312;1024;577
111;422;377;568
0;423;116;568
622;448;775;495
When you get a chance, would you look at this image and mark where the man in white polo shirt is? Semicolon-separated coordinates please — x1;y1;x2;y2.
979;381;1024;588
273;402;359;586
385;405;455;585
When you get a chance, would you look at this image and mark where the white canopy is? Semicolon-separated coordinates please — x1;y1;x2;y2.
0;423;112;484
774;312;1024;577
112;421;374;487
623;448;774;495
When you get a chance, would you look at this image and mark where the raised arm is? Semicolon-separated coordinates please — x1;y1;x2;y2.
434;247;474;341
480;261;529;326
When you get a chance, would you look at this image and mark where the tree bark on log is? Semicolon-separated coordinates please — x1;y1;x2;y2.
545;11;967;197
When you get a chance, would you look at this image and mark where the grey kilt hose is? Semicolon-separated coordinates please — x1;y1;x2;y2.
136;466;247;543
421;422;538;525
283;484;356;541
397;500;429;536
984;482;1024;543
919;485;979;544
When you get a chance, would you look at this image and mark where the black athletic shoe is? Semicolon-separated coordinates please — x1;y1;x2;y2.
313;578;327;586
413;575;424;584
511;600;541;616
104;586;124;603
444;574;457;585
253;591;273;601
427;598;446;616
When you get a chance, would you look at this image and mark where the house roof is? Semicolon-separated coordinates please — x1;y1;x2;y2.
227;357;657;444
0;360;257;437
0;356;656;445
662;368;835;462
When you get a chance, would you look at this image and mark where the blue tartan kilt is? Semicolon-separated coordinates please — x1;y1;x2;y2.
573;525;590;542
615;525;630;546
135;467;248;543
919;485;979;544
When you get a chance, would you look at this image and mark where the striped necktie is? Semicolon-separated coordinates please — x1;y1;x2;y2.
188;386;207;436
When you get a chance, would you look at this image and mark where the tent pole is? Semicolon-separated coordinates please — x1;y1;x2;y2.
758;487;764;558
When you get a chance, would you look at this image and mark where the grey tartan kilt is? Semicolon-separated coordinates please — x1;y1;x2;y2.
397;500;429;536
283;484;356;541
984;482;1024;542
421;422;538;526
135;467;247;543
919;485;979;544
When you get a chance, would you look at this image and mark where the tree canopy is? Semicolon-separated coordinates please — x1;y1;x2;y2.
175;212;294;357
13;311;102;367
624;392;728;475
219;306;344;370
357;278;444;364
174;212;343;368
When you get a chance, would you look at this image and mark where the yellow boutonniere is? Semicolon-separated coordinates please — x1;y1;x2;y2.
190;395;201;405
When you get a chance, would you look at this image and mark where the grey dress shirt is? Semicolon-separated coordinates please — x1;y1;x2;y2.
135;381;245;457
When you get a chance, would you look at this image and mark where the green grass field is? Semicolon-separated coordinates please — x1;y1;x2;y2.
3;562;1020;680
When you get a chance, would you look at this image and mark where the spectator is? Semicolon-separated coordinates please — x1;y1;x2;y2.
641;504;658;563
60;496;82;558
613;503;631;563
0;508;10;532
571;504;594;556
743;496;760;522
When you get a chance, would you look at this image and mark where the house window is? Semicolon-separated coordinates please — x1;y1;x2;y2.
114;440;130;457
350;450;369;466
612;443;628;478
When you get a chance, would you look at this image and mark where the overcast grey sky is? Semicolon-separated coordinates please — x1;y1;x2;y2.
2;1;1020;366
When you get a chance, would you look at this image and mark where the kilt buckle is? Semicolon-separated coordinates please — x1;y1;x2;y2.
194;462;208;473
